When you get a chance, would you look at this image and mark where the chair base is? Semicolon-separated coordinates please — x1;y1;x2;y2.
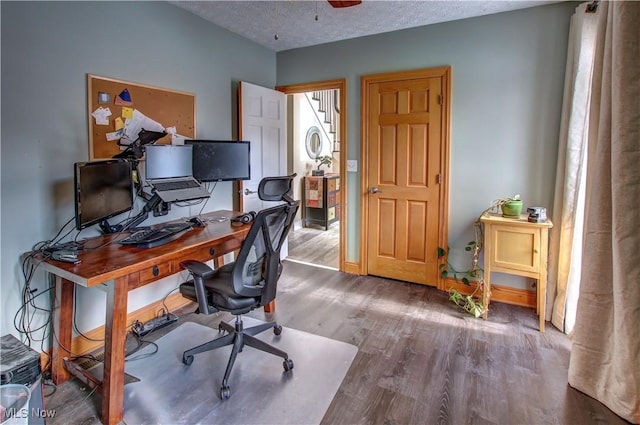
182;315;294;399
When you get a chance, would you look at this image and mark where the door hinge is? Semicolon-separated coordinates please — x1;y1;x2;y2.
436;174;442;184
438;95;443;105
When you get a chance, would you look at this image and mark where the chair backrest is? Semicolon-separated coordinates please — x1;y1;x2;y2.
231;175;299;305
258;174;296;204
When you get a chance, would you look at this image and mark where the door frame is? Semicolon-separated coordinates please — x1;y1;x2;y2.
360;67;451;289
276;79;347;272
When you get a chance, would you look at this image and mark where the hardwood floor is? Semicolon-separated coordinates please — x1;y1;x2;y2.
287;222;339;269
43;261;629;425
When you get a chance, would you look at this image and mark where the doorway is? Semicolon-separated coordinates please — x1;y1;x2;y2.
277;80;346;271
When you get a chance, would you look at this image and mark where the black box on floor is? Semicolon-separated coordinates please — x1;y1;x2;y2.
1;334;46;424
1;334;41;386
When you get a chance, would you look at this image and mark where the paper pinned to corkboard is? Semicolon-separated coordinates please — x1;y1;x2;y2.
87;74;196;160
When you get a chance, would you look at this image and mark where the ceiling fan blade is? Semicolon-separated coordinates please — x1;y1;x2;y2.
327;1;362;8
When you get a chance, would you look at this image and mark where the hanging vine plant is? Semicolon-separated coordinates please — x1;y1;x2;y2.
438;222;487;318
437;195;519;318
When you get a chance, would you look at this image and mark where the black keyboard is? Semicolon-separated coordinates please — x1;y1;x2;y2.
152;180;200;191
119;223;192;249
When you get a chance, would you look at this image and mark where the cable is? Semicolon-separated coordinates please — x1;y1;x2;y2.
124;332;159;362
112;190;149;229
43;380;57;397
64;382;100;419
45;217;76;246
15;255;54;350
159;287;179;318
12;286;54;336
73;290;103;342
198;181;218;216
16;258;98;368
173;198;205;208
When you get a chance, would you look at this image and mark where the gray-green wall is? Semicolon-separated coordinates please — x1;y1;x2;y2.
1;1;276;338
277;2;576;275
1;0;577;344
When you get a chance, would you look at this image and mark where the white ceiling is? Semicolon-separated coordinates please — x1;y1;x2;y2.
170;0;564;52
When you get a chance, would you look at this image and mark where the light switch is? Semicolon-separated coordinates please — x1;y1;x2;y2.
347;160;358;172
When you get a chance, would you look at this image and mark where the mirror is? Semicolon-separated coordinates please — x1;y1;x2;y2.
305;126;323;159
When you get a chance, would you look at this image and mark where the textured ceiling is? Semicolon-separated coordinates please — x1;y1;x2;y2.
170;0;564;52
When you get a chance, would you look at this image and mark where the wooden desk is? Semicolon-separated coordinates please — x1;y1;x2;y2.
36;210;249;425
480;213;553;332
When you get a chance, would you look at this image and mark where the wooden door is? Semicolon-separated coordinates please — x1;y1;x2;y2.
363;68;450;287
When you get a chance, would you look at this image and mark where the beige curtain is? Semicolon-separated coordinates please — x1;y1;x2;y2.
568;1;640;423
547;2;599;333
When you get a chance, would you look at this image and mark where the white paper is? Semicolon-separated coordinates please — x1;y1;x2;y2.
120;109;165;146
105;129;123;141
171;133;188;145
91;106;112;126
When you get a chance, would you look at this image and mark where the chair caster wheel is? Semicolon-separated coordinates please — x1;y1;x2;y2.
220;386;231;400
274;324;283;336
283;359;294;372
183;355;194;365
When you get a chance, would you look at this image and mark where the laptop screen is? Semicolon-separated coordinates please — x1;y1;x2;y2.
145;145;193;179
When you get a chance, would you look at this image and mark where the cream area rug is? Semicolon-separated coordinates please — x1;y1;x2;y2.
122;318;358;424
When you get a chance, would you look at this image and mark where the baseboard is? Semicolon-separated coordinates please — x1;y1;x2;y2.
443;277;536;308
326;263;535;307
41;292;192;369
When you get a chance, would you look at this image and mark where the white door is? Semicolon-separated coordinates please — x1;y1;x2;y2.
239;81;288;255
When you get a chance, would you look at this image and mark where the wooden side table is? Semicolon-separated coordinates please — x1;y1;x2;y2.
302;174;340;230
480;213;553;331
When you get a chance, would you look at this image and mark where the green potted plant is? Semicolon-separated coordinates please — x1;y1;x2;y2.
312;155;332;176
497;194;523;218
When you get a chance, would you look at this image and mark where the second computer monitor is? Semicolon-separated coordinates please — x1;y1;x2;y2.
186;140;251;182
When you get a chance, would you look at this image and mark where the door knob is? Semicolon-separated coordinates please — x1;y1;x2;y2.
370;187;380;194
244;188;257;195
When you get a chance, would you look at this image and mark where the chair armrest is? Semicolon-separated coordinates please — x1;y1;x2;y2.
180;260;214;277
180;260;215;314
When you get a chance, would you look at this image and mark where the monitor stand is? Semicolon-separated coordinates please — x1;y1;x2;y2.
99;220;122;234
100;193;164;234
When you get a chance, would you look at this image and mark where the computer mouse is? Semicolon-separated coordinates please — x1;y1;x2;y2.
188;217;206;227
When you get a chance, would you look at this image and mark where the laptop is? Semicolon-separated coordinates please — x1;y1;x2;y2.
144;144;210;202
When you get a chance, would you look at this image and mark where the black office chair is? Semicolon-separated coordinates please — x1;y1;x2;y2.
178;174;299;400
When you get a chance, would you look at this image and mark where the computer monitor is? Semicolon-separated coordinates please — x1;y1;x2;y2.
74;159;134;231
186;140;251;182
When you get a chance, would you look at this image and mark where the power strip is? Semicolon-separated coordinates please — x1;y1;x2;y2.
132;313;178;337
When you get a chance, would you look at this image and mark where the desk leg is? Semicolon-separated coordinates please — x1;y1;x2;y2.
101;277;128;425
264;300;275;313
51;276;74;384
482;224;493;320
538;229;549;333
482;270;491;320
539;277;546;332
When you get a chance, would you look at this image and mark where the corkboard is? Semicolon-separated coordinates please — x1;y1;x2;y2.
87;74;196;160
